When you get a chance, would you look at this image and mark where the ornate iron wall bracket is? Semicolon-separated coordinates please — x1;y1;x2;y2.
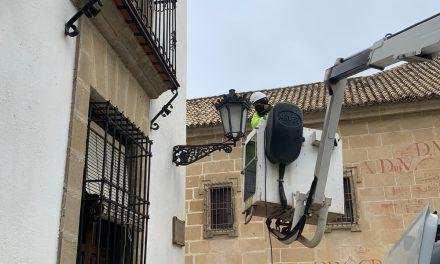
173;142;235;166
65;0;103;37
150;89;179;130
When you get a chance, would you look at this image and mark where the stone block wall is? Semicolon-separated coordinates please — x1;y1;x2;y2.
58;17;153;263
185;100;440;264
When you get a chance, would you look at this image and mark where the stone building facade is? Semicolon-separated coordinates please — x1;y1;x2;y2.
1;1;186;263
184;59;440;264
60;1;187;263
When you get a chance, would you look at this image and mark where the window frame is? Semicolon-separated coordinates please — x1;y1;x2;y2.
203;182;238;238
326;167;361;232
76;101;152;264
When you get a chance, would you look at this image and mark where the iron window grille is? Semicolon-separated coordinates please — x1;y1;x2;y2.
327;167;360;232
76;102;152;264
203;182;238;238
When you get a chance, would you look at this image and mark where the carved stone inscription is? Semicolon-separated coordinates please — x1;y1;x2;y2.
361;140;440;175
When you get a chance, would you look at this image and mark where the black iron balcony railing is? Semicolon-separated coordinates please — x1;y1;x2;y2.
116;0;179;90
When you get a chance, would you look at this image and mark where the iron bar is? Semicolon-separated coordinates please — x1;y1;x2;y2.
129;144;139;263
144;142;152;262
105;119;117;264
96;103;110;263
126;144;134;263
120;131;129;263
76;104;93;264
135;144;143;262
140;141;148;263
111;125;123;264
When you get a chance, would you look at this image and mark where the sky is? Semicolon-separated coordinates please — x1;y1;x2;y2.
187;0;439;99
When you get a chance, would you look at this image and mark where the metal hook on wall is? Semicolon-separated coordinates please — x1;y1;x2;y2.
65;0;103;37
150;89;179;131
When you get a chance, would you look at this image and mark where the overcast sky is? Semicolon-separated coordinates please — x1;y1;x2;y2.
187;0;439;98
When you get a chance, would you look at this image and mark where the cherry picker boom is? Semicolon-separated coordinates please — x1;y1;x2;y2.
242;12;440;251
312;13;440;246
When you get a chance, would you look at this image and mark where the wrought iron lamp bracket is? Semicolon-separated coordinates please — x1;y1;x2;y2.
172;142;235;166
150;89;179;130
65;0;103;37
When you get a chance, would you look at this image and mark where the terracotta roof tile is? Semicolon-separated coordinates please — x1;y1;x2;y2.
187;58;440;127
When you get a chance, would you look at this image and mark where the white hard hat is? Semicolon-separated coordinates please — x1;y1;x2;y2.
249;91;267;104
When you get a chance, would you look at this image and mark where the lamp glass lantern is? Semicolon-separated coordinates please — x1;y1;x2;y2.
215;89;250;142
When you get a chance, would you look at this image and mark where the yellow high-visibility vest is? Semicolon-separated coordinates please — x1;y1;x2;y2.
251;112;268;128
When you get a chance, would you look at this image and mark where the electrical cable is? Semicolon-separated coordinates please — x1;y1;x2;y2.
265;176;318;242
277;176;318;241
278;163;287;209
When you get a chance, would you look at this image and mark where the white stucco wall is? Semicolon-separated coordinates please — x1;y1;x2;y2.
147;0;187;263
0;1;77;263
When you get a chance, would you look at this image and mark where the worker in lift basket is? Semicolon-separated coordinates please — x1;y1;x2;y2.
249;91;272;128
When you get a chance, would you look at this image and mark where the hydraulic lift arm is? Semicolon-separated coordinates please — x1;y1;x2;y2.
299;12;440;247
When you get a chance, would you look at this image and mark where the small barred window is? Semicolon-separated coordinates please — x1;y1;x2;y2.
327;168;360;231
203;182;237;238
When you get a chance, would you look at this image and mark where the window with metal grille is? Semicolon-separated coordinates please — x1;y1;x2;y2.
76;102;152;264
327;168;360;231
203;182;237;238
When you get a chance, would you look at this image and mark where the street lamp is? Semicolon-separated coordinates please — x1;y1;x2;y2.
216;89;250;142
172;89;250;166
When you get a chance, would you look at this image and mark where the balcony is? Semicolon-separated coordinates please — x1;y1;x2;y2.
114;0;179;91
